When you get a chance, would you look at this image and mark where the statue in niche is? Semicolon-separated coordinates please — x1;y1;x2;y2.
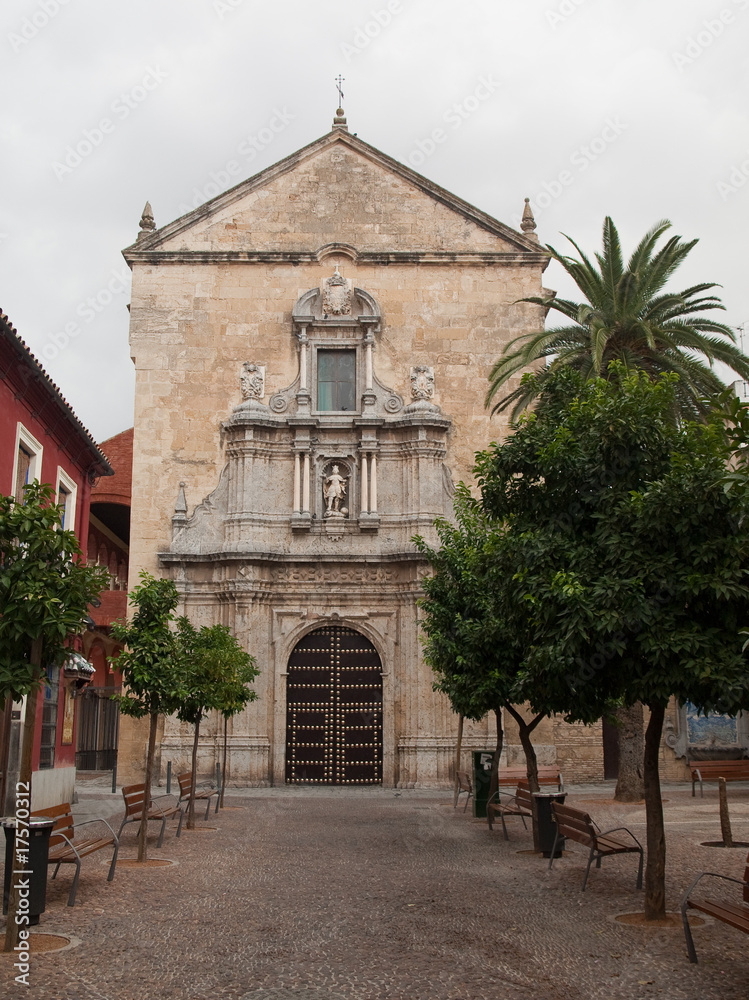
323;464;348;517
322;266;352;316
240;362;265;400
410;365;435;401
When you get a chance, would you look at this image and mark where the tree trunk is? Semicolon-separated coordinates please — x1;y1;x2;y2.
487;707;504;807
504;705;544;794
453;713;464;807
614;702;645;802
220;714;228;809
643;703;667;920
187;718;201;830
4;638;42;953
138;711;159;863
718;778;734;847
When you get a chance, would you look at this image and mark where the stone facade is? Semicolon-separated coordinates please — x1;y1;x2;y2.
118;123;721;789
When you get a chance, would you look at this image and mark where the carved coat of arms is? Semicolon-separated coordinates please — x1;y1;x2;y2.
322;268;352;316
240;362;265;400
410;366;435;401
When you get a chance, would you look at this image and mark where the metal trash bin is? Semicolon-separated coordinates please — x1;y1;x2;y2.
472;751;495;819
532;791;567;858
2;818;55;925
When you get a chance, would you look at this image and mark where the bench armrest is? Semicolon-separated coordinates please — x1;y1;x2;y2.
151;793;177;807
682;870;749;900
73;816;120;846
487;789;515;806
598;826;643;851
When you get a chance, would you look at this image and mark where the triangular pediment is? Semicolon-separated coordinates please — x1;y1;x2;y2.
124;131;542;260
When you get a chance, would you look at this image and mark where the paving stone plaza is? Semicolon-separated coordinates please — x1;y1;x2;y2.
1;782;747;999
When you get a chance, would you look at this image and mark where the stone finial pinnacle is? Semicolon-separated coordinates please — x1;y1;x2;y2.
175;481;187;515
333;106;348;131
137;201;156;242
520;197;538;241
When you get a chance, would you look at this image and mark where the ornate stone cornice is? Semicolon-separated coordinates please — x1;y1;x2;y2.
124;248;546;267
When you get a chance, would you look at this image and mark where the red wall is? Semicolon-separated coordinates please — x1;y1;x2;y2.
0;372;93;542
1;339;106;774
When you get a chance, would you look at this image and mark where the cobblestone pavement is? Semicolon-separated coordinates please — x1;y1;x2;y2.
1;783;748;999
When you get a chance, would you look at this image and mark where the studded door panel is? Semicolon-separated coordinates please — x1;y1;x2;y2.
286;626;383;785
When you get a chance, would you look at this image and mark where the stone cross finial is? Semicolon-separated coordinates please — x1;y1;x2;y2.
137;201;156;242
333;76;348;131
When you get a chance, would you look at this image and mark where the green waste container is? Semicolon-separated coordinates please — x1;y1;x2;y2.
2;818;55;926
472;751;494;818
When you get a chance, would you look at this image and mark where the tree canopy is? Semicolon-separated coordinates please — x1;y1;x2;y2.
415;484;551;793
111;571;185;860
486;217;749;421
475;365;749;918
112;572;184;722
175;617;258;827
0;482;109;702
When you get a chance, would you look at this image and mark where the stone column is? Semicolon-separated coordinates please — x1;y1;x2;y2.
302;453;310;513
370;453;377;513
361;454;369;513
365;341;373;391
293;452;301;513
299;329;308;390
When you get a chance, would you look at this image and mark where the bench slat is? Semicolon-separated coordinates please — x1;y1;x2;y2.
687;899;749;934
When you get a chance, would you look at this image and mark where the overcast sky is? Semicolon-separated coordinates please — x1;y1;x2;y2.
2;0;748;443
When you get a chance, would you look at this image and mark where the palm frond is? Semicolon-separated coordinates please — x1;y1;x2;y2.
487;215;741;421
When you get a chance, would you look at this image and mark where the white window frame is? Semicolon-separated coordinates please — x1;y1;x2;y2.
56;467;78;532
11;423;43;500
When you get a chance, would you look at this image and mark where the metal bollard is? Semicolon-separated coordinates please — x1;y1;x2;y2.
111;762;117;794
166;760;172;794
215;762;221;812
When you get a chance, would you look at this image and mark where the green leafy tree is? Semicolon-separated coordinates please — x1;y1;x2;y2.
477;367;749;920
174;618;258;827
0;482;108;952
217;654;260;808
414;486;548;803
111;572;185;861
486;217;749;421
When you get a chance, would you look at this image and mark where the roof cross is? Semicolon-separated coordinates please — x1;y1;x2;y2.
335;74;345;108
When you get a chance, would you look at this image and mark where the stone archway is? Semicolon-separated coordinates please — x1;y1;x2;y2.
285;624;383;785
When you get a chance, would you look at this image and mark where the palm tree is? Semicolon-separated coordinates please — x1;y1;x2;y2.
487;216;749;420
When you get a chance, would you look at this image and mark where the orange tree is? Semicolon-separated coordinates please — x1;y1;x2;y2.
0;482;108;951
174;618;258;828
111;572;185;862
476;366;749;920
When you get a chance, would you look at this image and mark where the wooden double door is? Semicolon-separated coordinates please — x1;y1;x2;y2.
285;626;383;785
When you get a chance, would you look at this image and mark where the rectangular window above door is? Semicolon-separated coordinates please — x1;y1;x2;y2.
317;349;356;412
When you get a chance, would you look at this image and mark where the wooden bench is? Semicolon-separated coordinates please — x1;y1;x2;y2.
32;802;119;907
549;801;643;891
176;771;220;820
117;783;184;847
454;771;473;812
498;766;564;791
689;759;749;797
681;849;749;962
487;782;533;839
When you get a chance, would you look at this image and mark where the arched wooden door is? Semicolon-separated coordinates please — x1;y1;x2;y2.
285;625;383;785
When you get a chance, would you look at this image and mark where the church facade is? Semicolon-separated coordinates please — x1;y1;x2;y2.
117;112;703;788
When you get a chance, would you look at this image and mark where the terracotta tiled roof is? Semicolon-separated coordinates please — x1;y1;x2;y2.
0;308;114;477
